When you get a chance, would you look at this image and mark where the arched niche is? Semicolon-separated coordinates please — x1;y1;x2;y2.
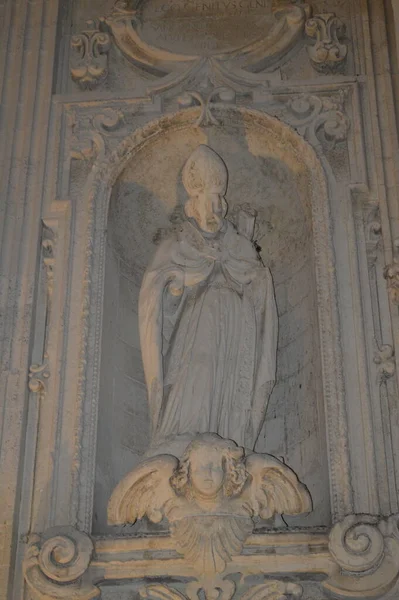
76;108;343;533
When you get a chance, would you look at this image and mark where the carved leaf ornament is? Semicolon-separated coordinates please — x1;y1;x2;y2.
70;20;111;89
305;13;347;73
140;581;303;600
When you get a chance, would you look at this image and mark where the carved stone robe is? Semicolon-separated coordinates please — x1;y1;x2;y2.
139;219;277;449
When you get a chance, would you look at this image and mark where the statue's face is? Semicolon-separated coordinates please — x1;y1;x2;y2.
189;446;225;498
191;191;226;233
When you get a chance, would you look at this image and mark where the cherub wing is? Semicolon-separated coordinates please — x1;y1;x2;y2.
108;455;178;525
243;453;312;520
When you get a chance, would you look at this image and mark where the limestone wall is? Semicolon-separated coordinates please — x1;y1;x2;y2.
1;1;399;599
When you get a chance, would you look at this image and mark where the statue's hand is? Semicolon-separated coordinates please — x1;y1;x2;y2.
168;281;184;297
167;270;185;297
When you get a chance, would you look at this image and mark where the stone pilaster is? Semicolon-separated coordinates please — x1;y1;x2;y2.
0;1;60;598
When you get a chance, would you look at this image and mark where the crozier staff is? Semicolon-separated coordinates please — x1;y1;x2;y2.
139;145;277;449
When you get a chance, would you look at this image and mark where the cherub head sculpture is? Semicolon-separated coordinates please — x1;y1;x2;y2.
108;432;312;576
182;145;228;234
170;434;248;502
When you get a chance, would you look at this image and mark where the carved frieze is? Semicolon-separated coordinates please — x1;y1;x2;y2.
69;1;311;90
305;14;348;73
65;82;353;175
70;20;111;89
24;514;399;599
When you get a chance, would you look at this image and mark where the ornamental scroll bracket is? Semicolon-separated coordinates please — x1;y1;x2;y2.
279;91;350;149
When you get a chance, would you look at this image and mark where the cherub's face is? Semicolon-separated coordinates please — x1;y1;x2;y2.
189;447;225;498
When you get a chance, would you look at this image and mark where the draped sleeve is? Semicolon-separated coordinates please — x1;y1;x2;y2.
249;265;278;447
139;225;215;436
222;223;278;448
138;236;185;436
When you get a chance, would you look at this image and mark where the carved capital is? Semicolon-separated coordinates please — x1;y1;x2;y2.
70;20;111;89
23;527;99;600
324;514;399;598
305;14;348;73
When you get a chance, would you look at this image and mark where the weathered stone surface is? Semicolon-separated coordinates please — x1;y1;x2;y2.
1;1;399;599
95;119;330;531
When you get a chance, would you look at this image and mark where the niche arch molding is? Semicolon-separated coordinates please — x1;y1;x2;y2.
65;105;350;531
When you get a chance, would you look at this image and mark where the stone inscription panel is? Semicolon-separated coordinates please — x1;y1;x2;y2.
138;0;275;55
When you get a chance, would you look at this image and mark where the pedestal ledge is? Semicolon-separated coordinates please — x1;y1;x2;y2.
23;515;399;599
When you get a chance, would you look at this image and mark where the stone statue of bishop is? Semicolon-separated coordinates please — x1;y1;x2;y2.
139;145;278;450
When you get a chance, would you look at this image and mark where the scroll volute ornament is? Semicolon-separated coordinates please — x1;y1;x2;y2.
23;527;99;600
108;433;312;576
324;514;399;598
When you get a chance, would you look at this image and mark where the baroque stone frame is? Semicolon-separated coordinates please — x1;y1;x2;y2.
22;87;399;596
19;81;399;600
52;105;348;531
2;0;399;598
